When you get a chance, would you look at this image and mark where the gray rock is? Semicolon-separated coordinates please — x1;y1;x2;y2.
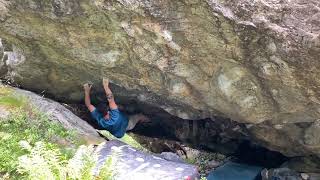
300;173;309;180
160;152;184;163
207;160;221;169
308;173;320;180
261;168;302;180
182;146;201;160
12;87;104;144
281;157;320;173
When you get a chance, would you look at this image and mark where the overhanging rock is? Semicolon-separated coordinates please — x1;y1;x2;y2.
0;0;320;160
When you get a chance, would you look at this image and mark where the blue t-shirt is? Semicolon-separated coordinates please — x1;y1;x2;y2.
91;108;128;138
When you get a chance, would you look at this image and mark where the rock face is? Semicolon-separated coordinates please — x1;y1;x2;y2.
11;86;104;144
0;0;319;159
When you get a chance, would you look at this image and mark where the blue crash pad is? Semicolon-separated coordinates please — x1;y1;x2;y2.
207;162;263;180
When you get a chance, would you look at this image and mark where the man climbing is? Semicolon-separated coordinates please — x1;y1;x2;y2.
83;78;149;138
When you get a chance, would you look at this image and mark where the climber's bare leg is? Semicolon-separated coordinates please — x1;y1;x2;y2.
103;78;118;110
83;83;95;112
135;113;150;123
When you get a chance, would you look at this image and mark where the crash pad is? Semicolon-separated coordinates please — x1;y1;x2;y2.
207;161;263;180
94;140;199;180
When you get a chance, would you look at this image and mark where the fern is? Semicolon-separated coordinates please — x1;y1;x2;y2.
98;151;120;180
66;145;98;180
17;141;117;180
17;141;66;180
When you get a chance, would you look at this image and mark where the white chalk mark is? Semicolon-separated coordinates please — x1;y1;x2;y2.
136;157;144;162
176;167;184;171
128;147;137;152
152;156;162;160
126;162;150;176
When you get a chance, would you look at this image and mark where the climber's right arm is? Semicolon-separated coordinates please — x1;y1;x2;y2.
84;83;95;112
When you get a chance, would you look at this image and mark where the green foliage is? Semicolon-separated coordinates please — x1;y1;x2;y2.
97;151;118;180
0;96;25;107
65;145;98;179
120;133;147;151
0;109;78;178
0;86;12;96
182;150;226;178
17;141;66;180
98;130;147;151
185;157;197;165
17;141;117;180
0;86;26;108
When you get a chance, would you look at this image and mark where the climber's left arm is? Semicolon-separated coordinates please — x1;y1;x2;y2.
103;78;118;110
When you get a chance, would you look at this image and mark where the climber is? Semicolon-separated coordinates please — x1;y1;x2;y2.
83;78;149;138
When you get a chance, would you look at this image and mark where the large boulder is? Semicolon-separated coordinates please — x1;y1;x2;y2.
0;0;319;159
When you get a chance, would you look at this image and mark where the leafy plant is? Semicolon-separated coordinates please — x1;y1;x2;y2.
17;141;118;180
0;108;79;176
17;141;66;180
97;151;118;180
0;86;26;108
98;130;147;151
0;103;82;179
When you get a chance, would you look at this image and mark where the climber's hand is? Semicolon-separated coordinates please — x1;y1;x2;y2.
103;78;109;88
83;83;92;93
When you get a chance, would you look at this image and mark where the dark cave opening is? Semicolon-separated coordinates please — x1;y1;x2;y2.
64;100;288;170
5;81;289;172
131;119;288;169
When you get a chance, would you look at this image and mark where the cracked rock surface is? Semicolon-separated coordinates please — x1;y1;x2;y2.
0;0;319;161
